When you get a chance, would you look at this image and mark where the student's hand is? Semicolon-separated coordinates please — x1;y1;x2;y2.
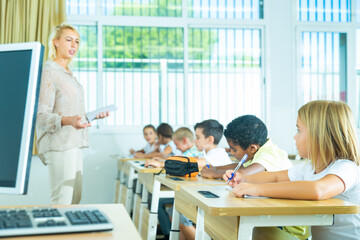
129;148;136;155
201;167;218;179
134;152;145;158
152;157;165;161
145;159;163;168
62;116;91;129
95;111;109;119
223;170;246;187
232;183;260;198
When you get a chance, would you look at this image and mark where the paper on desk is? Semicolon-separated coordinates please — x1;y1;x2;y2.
86;104;117;122
225;185;269;198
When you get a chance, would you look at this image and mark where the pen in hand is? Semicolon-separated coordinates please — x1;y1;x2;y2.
203;148;210;168
226;154;248;184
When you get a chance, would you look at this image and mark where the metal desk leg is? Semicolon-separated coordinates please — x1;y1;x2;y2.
139;185;149;233
195;208;211;240
125;166;137;214
169;201;180;240
132;179;142;223
147;179;161;240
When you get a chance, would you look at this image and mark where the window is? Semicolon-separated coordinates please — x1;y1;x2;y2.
66;0;96;15
102;0;182;17
102;26;184;126
188;0;264;19
72;25;98;112
299;32;347;103
298;0;351;22
66;0;266;127
188;28;262;124
297;0;354;109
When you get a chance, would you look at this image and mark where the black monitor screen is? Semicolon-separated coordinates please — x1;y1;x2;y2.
0;50;32;187
0;42;43;194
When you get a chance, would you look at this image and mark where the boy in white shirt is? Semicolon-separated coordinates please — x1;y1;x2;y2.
194;119;232;168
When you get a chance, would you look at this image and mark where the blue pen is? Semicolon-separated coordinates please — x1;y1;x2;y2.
203;148;210;168
226;154;248;183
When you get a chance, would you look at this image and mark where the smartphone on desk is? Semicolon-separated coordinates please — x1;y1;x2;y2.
169;177;184;181
198;191;220;198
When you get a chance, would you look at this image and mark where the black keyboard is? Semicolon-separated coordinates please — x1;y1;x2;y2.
0;206;113;237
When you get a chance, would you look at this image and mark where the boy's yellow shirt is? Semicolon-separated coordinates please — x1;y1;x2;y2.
243;139;293;171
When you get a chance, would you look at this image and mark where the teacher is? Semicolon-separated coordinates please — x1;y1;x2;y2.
36;24;107;204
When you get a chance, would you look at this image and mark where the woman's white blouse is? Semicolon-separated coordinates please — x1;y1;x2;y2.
36;60;88;156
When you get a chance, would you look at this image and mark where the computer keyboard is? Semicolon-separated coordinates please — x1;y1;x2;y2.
0;206;113;237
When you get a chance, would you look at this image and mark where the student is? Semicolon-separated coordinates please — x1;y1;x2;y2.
130;124;157;155
225;101;360;240
146;127;199;240
135;123;181;158
201;115;292;179
205;115;307;239
194;119;232;169
145;127;198;168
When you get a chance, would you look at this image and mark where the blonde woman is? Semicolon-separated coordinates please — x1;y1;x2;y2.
225;100;360;240
36;24;108;204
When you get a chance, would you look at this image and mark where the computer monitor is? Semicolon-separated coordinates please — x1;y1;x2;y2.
0;42;44;194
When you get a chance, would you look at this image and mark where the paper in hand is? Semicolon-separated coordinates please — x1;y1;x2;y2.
86;104;117;122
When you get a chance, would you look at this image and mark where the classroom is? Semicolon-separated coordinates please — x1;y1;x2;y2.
0;0;360;239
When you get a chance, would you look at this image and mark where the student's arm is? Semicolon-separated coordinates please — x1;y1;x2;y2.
145;158;165;168
202;163;265;179
200;163;236;179
130;148;145;155
161;145;173;156
237;163;265;175
134;151;164;158
224;170;289;187
212;163;238;170
232;174;345;200
197;158;207;169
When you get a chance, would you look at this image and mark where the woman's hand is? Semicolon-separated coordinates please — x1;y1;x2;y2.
232;183;260;198
62;116;91;129
95;111;109;119
223;170;246;187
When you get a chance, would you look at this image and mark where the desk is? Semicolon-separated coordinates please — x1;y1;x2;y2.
113;158;149;214
128;162;166;240
110;155;150;204
176;185;359;240
2;204;141;240
152;175;226;240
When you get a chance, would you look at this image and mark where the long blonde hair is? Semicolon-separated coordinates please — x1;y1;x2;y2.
298;100;360;170
48;24;79;65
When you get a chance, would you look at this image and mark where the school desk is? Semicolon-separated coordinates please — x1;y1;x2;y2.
2;204;141;240
115;158;149;214
110;155;150;204
175;185;359;240
155;175;227;240
128;162;169;240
